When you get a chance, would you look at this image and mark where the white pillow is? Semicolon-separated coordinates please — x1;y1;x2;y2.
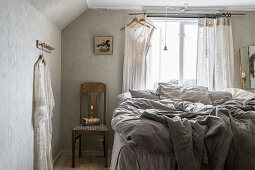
158;84;212;105
222;88;255;100
116;92;131;102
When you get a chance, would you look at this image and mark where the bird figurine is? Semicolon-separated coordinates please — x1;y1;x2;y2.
97;40;111;52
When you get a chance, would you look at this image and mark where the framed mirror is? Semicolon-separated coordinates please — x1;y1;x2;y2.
240;46;255;89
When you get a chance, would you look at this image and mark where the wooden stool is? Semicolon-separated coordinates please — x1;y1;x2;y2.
72;83;109;168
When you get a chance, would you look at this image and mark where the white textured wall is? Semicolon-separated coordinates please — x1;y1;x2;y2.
0;0;61;169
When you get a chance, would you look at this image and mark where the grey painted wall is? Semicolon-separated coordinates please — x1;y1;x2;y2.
0;0;61;169
232;12;255;88
61;9;255;153
61;9;131;151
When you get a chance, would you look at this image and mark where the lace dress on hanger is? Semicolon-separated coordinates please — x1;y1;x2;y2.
122;23;155;92
34;59;55;170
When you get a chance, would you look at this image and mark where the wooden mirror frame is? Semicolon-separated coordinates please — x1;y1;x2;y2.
249;54;255;78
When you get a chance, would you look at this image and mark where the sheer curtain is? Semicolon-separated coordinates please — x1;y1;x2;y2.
197;16;235;90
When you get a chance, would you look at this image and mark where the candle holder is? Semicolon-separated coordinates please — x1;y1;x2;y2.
82;105;100;125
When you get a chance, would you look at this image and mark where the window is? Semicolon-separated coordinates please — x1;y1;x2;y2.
148;20;198;89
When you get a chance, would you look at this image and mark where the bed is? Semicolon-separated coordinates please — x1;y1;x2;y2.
110;86;255;170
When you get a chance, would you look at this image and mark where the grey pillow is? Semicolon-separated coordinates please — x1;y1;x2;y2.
209;91;232;105
157;84;212;105
129;89;160;100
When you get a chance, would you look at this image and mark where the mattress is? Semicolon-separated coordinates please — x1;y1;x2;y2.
110;132;175;170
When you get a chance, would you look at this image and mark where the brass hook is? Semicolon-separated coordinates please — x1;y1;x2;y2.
40;47;46;64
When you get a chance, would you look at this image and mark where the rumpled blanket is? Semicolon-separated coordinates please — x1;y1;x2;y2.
111;97;255;170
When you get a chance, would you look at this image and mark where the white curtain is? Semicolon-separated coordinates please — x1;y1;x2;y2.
197;17;235;90
122;24;155;92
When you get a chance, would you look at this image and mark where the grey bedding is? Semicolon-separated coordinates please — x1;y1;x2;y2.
111;97;255;170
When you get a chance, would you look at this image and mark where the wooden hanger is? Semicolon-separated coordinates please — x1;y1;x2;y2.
39;46;46;64
138;18;156;28
39;54;46;64
120;17;149;31
120;17;138;31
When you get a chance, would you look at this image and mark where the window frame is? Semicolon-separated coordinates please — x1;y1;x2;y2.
150;18;198;86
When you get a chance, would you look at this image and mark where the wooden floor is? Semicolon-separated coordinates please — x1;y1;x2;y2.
54;153;110;170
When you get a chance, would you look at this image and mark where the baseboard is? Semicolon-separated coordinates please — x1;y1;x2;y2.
53;151;63;167
53;149;112;166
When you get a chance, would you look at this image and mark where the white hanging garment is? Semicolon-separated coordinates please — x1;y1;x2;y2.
34;59;55;170
122;23;155;92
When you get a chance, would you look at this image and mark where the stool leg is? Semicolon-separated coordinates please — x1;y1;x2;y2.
79;135;82;158
103;136;106;157
72;131;76;168
104;133;109;167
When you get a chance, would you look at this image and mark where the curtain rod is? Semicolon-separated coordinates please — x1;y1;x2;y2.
129;12;246;18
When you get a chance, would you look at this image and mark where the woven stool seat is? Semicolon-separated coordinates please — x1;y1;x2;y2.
73;123;108;131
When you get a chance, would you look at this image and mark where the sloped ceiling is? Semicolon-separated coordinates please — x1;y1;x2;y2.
26;0;88;30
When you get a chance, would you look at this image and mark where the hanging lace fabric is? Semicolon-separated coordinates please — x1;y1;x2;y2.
122;20;155;92
34;58;55;170
196;15;235;90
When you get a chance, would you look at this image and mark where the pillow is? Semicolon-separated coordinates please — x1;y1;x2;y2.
116;92;131;102
129;89;160;100
157;84;212;105
209;91;232;105
222;88;255;100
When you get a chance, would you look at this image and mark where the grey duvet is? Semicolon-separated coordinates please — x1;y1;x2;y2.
111;97;255;170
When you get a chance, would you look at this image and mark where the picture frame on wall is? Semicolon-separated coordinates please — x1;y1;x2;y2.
95;36;113;55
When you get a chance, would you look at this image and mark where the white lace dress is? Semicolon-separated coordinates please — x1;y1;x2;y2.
122;24;155;92
34;59;55;170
